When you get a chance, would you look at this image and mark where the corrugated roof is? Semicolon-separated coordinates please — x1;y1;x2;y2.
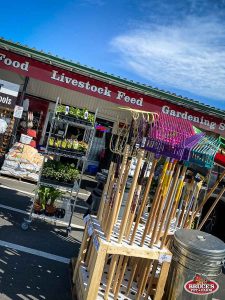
0;37;224;119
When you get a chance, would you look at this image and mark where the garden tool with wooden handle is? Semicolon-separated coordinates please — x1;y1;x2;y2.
130;156;158;245
124;160;148;239
118;149;145;243
191;168;225;220
102;155;121;232
140;157;170;246
184;173;204;228
198;186;225;230
160;165;186;249
98;155;117;222
149;160;176;247
105;144;130;241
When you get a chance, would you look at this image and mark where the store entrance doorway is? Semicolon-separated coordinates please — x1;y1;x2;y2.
88;117;114;171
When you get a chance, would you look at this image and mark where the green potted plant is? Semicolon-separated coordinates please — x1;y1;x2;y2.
56;105;66;115
34;186;51;214
61;139;67;149
72;139;79;150
67;139;73;150
45;187;64;216
49;137;55;147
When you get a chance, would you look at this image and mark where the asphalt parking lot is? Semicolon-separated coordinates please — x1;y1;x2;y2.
0;176;91;300
0;176;225;300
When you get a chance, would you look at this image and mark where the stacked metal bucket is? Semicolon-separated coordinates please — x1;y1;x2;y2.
164;229;225;299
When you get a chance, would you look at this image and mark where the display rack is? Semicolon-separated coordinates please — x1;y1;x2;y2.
21;97;97;234
73;216;171;300
72;108;224;299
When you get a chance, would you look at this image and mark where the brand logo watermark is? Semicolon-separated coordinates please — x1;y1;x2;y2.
184;274;219;295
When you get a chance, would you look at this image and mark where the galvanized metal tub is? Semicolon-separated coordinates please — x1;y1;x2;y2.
164;229;225;300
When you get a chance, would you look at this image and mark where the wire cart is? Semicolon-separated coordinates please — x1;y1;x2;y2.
21;97;97;234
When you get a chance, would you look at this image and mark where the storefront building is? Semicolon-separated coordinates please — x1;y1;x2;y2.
0;38;225;165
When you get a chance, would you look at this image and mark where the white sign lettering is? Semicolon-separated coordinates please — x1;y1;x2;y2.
116;91;143;106
0;53;29;71
161;105;225;132
0;79;20;109
50;70;143;107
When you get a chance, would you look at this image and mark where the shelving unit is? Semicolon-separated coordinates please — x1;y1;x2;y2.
21;97;97;233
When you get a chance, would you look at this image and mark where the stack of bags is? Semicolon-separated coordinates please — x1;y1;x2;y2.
0;142;43;181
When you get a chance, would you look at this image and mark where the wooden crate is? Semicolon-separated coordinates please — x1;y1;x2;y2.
73;216;171;300
81;215;172;258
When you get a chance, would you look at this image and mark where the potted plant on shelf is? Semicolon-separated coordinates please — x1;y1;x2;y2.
56;104;95;125
45;187;64;216
34;186;51;214
49;137;55;147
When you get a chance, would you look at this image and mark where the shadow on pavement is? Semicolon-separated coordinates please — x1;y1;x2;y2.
0;247;72;300
0;188;86;300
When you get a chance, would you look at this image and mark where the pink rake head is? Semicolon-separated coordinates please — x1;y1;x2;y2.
144;113;195;159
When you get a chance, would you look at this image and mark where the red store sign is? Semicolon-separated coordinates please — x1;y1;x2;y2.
0;49;225;136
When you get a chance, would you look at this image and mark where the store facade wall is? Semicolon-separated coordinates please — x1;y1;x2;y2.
0;46;225;163
0;47;224;138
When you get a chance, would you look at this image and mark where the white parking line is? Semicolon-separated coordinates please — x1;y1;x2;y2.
0;240;70;264
0;204;85;229
0;183;90;198
0;184;34;196
0;204;26;215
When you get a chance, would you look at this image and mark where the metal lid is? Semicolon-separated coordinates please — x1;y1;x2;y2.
174;229;225;259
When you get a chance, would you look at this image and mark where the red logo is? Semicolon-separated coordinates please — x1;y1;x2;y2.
184;274;219;295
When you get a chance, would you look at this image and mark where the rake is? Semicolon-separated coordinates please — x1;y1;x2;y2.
188;135;221;168
143;113;198;160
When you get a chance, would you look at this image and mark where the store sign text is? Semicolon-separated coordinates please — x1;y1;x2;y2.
162;105;225;132
0;53;29;71
0;48;224;136
0;94;13;105
0;79;20;109
51;70;143;107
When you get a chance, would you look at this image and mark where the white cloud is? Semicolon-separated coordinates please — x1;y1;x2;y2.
110;17;225;103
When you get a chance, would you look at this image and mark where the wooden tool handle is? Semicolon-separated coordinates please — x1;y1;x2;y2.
114;157;132;223
98;160;116;222
198;186;225;230
193;169;225;219
125;161;148;238
150;162;176;246
145;260;158;299
185;181;203;228
104;255;118;299
126;259;138;294
112;255;124;293
106;145;130;241
140;158;170;246
136;259;152;299
147;159;173;236
160;165;184;249
125;184;142;239
114;256;129;299
118;149;145;243
130;158;158;244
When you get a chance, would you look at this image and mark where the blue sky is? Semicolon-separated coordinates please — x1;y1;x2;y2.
1;0;225;110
